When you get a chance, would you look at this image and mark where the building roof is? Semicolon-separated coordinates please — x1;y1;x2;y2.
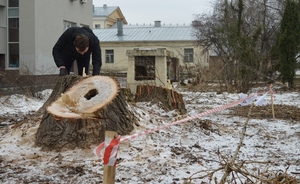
93;5;119;17
93;26;196;42
93;5;128;25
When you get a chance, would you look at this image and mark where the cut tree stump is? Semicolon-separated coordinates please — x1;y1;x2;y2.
35;75;136;151
135;85;187;114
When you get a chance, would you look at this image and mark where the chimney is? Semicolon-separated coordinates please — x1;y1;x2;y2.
117;19;123;36
154;20;161;27
103;4;107;9
192;20;200;27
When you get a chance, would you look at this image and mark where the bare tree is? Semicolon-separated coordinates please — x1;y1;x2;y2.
192;0;284;92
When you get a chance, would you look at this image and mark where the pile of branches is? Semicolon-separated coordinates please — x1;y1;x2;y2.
184;104;298;184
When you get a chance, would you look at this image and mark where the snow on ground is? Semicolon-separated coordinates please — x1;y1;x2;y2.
0;83;299;183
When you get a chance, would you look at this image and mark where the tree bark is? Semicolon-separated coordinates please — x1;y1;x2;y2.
35;75;136;151
135;85;187;114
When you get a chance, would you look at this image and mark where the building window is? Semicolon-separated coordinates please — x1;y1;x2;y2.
135;56;155;80
105;50;114;63
8;7;18;17
64;20;76;30
0;54;5;69
95;24;101;29
8;0;19;68
184;48;194;62
8;18;19;42
9;0;19;7
9;43;19;67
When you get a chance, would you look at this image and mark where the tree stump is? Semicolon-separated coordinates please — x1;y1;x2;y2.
135;85;187;114
35;75;136;151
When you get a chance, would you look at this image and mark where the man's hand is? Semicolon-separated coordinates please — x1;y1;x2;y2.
59;68;68;76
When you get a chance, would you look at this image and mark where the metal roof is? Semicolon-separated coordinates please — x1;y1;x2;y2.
93;6;118;17
93;26;196;42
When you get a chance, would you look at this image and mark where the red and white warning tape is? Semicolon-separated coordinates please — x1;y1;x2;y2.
94;89;271;166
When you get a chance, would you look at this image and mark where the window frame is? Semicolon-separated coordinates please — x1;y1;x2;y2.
63;20;77;31
184;48;194;62
105;49;114;63
95;24;101;29
7;1;19;69
134;56;155;81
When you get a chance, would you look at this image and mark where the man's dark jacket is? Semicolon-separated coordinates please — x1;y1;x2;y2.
52;27;102;75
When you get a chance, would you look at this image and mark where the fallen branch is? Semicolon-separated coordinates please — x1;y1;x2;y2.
219;103;254;183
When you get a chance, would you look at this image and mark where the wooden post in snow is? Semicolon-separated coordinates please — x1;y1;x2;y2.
103;131;118;184
270;84;275;119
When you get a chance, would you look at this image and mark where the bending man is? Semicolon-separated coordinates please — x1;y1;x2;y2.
52;26;102;76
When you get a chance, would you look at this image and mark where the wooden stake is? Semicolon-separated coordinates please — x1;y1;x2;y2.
270;84;275;120
103;131;118;184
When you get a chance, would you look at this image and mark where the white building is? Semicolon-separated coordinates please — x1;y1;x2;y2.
0;0;93;76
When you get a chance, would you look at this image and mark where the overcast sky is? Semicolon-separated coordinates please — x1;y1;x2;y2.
92;0;214;25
